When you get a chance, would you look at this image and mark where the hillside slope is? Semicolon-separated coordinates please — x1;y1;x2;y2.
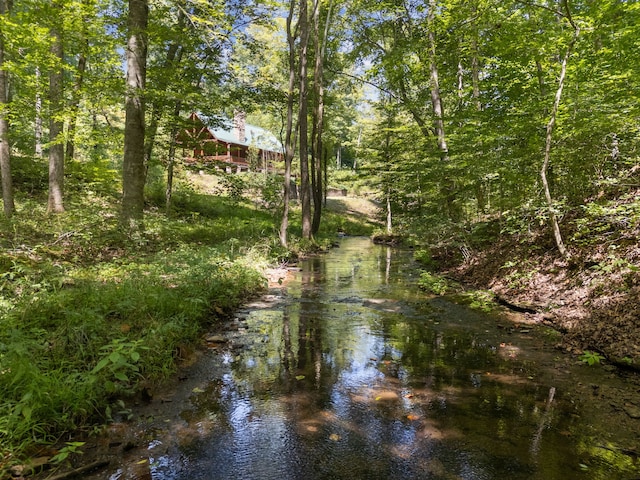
442;190;640;367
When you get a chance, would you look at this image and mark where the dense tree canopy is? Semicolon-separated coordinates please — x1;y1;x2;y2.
0;0;637;251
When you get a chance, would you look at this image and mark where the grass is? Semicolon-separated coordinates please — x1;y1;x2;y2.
0;198;269;468
0;170;377;474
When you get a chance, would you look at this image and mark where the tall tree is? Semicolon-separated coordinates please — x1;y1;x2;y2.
143;6;185;172
65;0;91;163
298;0;312;239
122;0;149;227
310;0;332;235
280;0;299;247
35;67;43;158
0;0;14;217
540;0;579;259
47;1;65;214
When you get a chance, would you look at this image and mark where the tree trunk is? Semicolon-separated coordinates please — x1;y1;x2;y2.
144;9;185;172
470;1;481;112
122;0;149;228
48;8;65;214
279;0;298;248
428;0;458;220
386;193;392;234
35;67;43;158
165;100;182;215
299;0;312;240
427;0;448;163
310;0;332;236
541;1;579;259
0;0;14;217
65;51;87;163
66;2;90;163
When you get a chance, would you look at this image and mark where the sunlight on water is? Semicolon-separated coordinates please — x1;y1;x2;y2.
106;237;640;480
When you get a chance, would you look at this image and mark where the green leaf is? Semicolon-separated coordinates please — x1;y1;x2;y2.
109;351;122;364
91;357;110;373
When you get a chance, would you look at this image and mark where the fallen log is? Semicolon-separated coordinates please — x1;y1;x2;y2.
493;294;541;314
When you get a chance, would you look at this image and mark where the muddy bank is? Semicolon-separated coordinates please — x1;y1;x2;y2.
439;229;640;368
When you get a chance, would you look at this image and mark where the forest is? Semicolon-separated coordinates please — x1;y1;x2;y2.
1;0;639;475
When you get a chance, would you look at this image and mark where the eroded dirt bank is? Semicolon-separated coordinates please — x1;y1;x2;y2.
440;227;640;368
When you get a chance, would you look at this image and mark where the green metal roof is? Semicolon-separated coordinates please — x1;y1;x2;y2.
199;114;283;154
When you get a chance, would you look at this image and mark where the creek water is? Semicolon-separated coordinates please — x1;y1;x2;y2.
91;237;639;480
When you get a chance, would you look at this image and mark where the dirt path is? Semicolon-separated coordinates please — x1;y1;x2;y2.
325;196;382;225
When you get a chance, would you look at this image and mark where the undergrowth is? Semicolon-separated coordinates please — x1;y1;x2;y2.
0;171;370;474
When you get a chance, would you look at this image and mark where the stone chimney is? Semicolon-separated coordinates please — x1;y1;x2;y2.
233;111;246;143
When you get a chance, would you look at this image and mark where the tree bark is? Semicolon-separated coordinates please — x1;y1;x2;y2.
310;0;332;236
35;67;43;157
541;0;579;259
0;0;14;217
165;100;181;216
48;6;65;214
279;0;298;247
299;0;312;240
427;1;448;163
122;0;149;228
386;193;392;234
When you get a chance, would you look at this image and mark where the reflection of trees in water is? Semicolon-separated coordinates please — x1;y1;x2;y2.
208;240;587;478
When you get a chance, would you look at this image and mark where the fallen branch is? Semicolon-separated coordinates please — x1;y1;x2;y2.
45;460;110;480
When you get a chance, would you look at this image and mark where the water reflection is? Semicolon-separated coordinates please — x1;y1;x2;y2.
140;237;637;480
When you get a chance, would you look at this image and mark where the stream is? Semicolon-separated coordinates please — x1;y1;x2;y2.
84;237;639;480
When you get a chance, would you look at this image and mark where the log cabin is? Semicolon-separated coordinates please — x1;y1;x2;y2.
180;112;284;173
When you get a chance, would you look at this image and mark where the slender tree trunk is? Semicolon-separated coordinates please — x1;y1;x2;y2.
144;9;185;172
470;1;481;112
471;47;480;111
66;2;89;163
311;0;332;236
299;0;312;240
457;59;464;99
279;0;298;247
470;2;485;212
35;67;43;158
427;0;458;220
144;45;181;171
310;0;321;236
48;7;65;214
65;50;87;163
386;194;392;234
427;1;448;162
541;1;579;259
323;146;328;206
122;0;149;228
0;0;14;217
165;100;182;215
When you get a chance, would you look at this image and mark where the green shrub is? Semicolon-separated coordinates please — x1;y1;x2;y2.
414;249;434;266
417;271;452;295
